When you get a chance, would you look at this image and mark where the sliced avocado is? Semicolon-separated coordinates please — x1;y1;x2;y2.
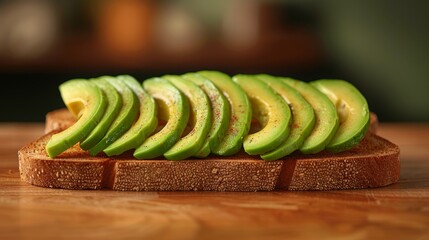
134;77;189;159
198;71;251;156
311;79;370;152
182;72;231;158
80;77;122;150
233;74;291;155
88;77;139;156
256;74;316;160
282;78;339;154
103;75;158;156
162;75;212;160
46;79;107;158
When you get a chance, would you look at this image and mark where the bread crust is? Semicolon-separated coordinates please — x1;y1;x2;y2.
19;110;400;191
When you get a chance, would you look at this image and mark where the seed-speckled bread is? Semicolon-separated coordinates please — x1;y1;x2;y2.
19;109;400;191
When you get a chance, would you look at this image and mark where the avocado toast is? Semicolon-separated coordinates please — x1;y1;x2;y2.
19;72;400;191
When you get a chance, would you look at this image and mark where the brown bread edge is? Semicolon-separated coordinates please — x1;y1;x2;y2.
19;109;400;191
18;132;283;191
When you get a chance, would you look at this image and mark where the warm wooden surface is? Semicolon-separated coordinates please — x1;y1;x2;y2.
1;123;428;240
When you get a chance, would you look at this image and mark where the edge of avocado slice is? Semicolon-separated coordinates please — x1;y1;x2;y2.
103;75;158;156
163;75;212;160
48;73;371;160
311;79;370;152
182;73;231;158
88;76;139;156
256;74;316;160
134;77;189;159
282;77;339;154
233;74;291;155
198;71;252;156
46;79;107;158
80;76;122;150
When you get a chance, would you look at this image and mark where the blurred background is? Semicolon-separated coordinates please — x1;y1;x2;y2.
0;0;428;122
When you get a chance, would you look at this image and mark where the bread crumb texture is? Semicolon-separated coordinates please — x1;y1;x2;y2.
18;130;399;191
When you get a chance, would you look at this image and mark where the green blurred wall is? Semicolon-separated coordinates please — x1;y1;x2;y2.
318;1;429;121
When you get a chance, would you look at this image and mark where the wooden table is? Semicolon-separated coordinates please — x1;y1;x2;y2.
1;123;428;240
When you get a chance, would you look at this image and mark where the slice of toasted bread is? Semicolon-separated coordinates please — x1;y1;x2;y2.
19;109;399;191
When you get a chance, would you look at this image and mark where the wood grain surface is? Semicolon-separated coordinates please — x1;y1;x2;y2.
1;123;428;240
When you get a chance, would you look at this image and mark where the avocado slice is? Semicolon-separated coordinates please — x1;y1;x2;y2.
134;77;189;159
282;78;339;154
80;76;122;150
162;75;212;160
311;79;370;152
88;77;139;156
103;75;158;156
256;74;316;160
182;73;231;158
233;74;291;155
198;71;252;156
46;79;107;158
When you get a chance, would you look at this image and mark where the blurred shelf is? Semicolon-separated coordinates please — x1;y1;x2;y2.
0;29;323;73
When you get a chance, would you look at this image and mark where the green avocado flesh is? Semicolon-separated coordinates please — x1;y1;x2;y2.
311;79;370;152
256;74;316;160
88;77;139;156
282;78;339;154
233;74;291;155
198;71;252;156
48;73;370;160
134;78;189;159
80;77;122;150
182;73;231;158
163;75;212;160
46;79;107;158
103;75;158;156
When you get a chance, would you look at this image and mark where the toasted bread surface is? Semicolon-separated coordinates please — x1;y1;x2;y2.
45;109;76;134
20;110;400;191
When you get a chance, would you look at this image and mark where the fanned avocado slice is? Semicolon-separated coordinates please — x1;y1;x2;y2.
134;77;189;159
103;75;158;156
88;77;139;156
311;79;370;152
282;78;339;154
80;76;122;150
198;71;251;156
233;74;291;155
163;75;212;160
46;79;107;158
182;73;231;158
256;74;316;160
